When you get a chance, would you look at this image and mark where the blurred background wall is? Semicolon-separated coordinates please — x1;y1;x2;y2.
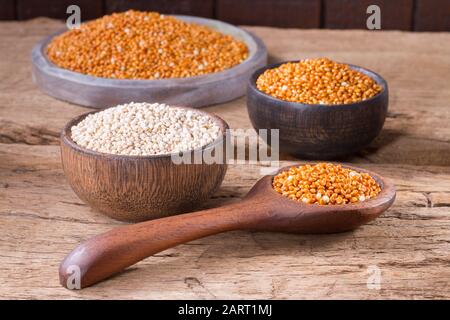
1;0;449;31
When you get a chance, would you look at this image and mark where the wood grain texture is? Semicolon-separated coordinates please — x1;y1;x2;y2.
105;0;214;18
17;0;103;20
6;0;449;32
60;109;228;222
216;0;321;28
414;0;450;31
0;19;449;298
324;0;414;31
247;61;389;159
0;0;15;20
0;144;449;298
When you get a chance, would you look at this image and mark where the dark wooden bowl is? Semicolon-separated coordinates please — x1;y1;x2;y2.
60;106;229;222
246;61;389;159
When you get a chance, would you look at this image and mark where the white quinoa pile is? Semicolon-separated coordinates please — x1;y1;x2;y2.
71;102;221;155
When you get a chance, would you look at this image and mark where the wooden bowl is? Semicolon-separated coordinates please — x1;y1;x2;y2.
32;15;268;108
60;106;229;222
246;61;389;159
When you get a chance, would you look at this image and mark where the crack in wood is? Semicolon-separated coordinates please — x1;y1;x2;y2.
387;111;414;120
325;280;338;297
433;203;450;208
0;210;117;226
12;167;37;174
210;194;241;199
184;276;216;299
153;252;181;258
423;192;433;208
0;120;59;146
59;201;87;207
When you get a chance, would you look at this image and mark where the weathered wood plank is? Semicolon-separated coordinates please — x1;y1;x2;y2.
16;0;103;21
414;0;450;32
0;0;15;20
104;0;214;18
0;143;449;299
216;0;321;28
324;0;414;31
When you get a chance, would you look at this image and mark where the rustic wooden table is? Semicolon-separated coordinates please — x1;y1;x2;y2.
1;18;449;299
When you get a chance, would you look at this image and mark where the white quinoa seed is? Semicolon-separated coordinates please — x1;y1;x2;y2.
71;102;221;156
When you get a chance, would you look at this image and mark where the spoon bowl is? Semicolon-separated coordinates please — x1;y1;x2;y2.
59;163;395;289
244;164;395;234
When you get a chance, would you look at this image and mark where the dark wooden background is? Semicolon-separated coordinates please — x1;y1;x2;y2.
1;0;449;31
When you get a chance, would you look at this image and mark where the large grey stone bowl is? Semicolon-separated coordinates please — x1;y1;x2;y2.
31;15;268;108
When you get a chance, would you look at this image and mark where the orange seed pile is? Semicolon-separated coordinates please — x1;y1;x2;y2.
273;163;381;205
46;10;248;79
256;58;382;105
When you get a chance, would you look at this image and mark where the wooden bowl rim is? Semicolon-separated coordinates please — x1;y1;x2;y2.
248;60;388;110
61;105;230;161
36;15;267;86
267;162;396;214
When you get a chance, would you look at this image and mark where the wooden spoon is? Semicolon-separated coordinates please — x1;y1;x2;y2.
59;164;395;289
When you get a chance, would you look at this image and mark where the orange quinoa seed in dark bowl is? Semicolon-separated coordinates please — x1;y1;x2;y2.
246;58;388;159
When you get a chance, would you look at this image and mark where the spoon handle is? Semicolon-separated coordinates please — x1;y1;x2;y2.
59;199;259;289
